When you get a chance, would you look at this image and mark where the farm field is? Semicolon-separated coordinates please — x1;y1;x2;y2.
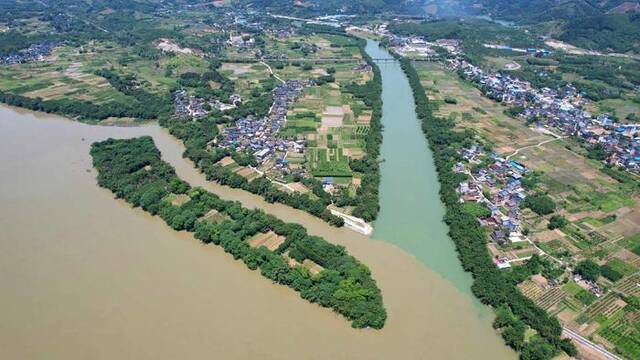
416;61;640;258
262;33;363;61
0;44;131;104
415;62;549;154
0;40;213;120
233;33;375;187
286;66;372;181
420;56;640;360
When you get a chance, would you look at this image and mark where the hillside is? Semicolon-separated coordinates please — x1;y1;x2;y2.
419;1;640;54
559;13;640;53
239;0;421;15
451;0;639;22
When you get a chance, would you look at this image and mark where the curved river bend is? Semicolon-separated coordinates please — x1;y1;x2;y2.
0;42;513;360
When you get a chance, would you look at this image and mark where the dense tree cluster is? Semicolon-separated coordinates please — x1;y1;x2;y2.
398;55;574;358
177;61;235;100
90;136;386;328
523;195;556;216
574;260;600;282
560;13;640;54
95;69;172;118
547;215;568;230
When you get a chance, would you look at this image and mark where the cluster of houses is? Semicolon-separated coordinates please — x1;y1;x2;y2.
227;33;255;48
219;79;311;167
173;90;243;119
449;58;640;174
0;43;55;65
455;145;532;267
173;90;208;119
389;35;461;58
572;273;603;297
450;59;532;106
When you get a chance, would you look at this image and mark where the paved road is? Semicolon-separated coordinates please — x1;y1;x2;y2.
562;328;622;360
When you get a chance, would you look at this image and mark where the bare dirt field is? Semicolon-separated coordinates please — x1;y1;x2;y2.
604;202;640;237
288;182;310;194
321;115;343;128
154;38;197;55
515;141;615;191
220;63;254;76
248;231;285;251
233;166;260;180
200;209;229;224
170;194;191;207
217;156;235;167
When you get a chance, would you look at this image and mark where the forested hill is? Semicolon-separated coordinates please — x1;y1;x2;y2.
422;0;640;54
475;0;640;54
448;0;638;22
559;12;640;53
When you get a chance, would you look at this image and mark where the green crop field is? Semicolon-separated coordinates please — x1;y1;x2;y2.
598;313;640;359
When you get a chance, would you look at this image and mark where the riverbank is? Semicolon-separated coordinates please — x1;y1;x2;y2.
0;105;514;359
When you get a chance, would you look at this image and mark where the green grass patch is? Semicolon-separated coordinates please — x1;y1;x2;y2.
575;289;597;306
562;281;583;296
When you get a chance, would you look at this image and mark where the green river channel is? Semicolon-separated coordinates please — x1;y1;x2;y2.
367;40;476;296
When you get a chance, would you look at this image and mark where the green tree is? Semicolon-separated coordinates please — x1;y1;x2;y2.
524;195;556;215
575;260;600;282
547;215;568;230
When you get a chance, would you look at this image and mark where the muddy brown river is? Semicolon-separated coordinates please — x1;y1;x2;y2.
0;71;514;360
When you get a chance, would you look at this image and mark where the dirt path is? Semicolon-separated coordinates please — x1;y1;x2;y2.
260;61;285;84
506;135;564;160
545;39;640;60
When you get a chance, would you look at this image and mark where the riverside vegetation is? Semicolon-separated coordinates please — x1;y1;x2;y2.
90;136;387;329
398;57;577;358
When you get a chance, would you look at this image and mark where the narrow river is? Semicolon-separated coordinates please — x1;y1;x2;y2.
0;44;513;360
367;40;476;295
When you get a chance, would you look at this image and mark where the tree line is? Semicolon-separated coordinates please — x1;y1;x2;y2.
90;136;386;329
0;90;153;121
336;37;383;222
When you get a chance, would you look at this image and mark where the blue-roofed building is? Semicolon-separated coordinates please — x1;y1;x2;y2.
509;160;526;172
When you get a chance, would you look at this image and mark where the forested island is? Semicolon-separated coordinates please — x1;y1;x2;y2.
90;136;386;329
